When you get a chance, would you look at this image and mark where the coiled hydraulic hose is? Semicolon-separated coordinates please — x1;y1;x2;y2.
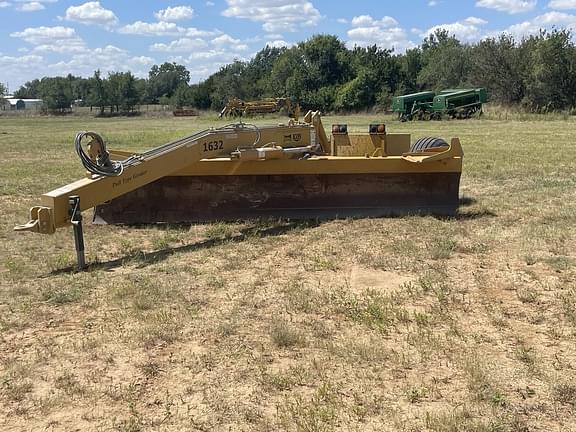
74;131;124;177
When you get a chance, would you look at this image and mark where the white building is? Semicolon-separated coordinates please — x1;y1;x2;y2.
1;98;43;110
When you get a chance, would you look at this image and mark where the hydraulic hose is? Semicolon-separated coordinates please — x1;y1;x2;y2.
74;131;124;177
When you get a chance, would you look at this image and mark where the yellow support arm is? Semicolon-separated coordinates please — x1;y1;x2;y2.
15;119;323;234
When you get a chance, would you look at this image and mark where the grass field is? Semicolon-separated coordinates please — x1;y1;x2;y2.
0;112;575;431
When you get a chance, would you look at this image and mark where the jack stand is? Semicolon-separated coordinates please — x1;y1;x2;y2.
69;195;86;271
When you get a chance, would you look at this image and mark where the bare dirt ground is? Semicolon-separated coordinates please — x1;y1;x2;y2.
0;113;575;431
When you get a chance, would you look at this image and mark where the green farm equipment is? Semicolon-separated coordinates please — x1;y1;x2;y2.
392;88;488;121
432;88;488;119
391;91;435;121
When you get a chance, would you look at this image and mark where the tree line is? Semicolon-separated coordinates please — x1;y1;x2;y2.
10;29;576;114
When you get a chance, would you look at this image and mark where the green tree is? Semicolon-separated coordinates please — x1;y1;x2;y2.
269;47;307;100
269;35;352;111
300;34;352;88
418;29;471;90
244;45;286;98
0;82;6;110
172;83;191;109
134;78;148;104
470;35;525;104
14;79;41;98
400;48;423;94
188;83;211;109
207;61;248;110
147;62;190;102
38;77;73;112
87;70;108;114
107;71;139;112
334;69;378;111
348;45;402;110
522;30;576;111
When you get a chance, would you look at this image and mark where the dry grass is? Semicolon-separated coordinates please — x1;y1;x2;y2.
1;112;575;431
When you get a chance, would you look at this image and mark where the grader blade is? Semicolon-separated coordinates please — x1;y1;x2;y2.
15;110;464;270
93;172;460;224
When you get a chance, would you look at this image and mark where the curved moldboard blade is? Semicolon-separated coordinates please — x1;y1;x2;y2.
93;172;461;224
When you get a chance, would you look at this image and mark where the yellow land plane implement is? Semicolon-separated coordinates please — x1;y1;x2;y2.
15;111;463;270
219;97;298;118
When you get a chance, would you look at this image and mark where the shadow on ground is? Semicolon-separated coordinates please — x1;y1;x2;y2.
48;196;494;274
49;219;321;275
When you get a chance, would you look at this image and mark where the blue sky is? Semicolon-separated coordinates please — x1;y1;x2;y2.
1;0;576;91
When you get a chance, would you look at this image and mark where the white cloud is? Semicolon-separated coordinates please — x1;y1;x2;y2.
429;1;439;5
423;16;488;41
206;1;215;5
119;21;183;36
211;34;249;50
150;33;249;54
46;46;155;79
346;14;415;52
0;54;44;67
17;2;45;11
154;6;194;22
351;15;398;28
548;0;576;9
0;1;10;7
167;50;250;83
150;38;209;53
185;27;220;38
119;21;220;38
266;39;292;48
499;11;576;38
222;0;321;33
0;54;45;88
65;1;118;28
10;26;83;45
337;18;347;24
476;0;536;14
170;49;249;81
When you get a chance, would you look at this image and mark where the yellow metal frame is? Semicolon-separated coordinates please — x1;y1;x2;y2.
14;111;462;235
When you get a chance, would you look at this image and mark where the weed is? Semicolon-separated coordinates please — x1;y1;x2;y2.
216;320;238;338
277;383;340;432
137;311;182;348
552;383;576;407
138;361;162;379
270;321;306;348
1;380;33;402
544;256;573;272
204;222;236;240
54;371;85;396
41;285;83;305
425;407;527;432
428;237;457;260
515;341;537;373
516;286;539;304
205;274;226;289
406;386;428;403
283;280;318;313
262;366;309;392
329;337;390;363
462;356;506;406
524;254;538;266
557;287;576;325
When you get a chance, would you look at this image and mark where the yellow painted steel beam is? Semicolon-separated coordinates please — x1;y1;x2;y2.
16;122;319;234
